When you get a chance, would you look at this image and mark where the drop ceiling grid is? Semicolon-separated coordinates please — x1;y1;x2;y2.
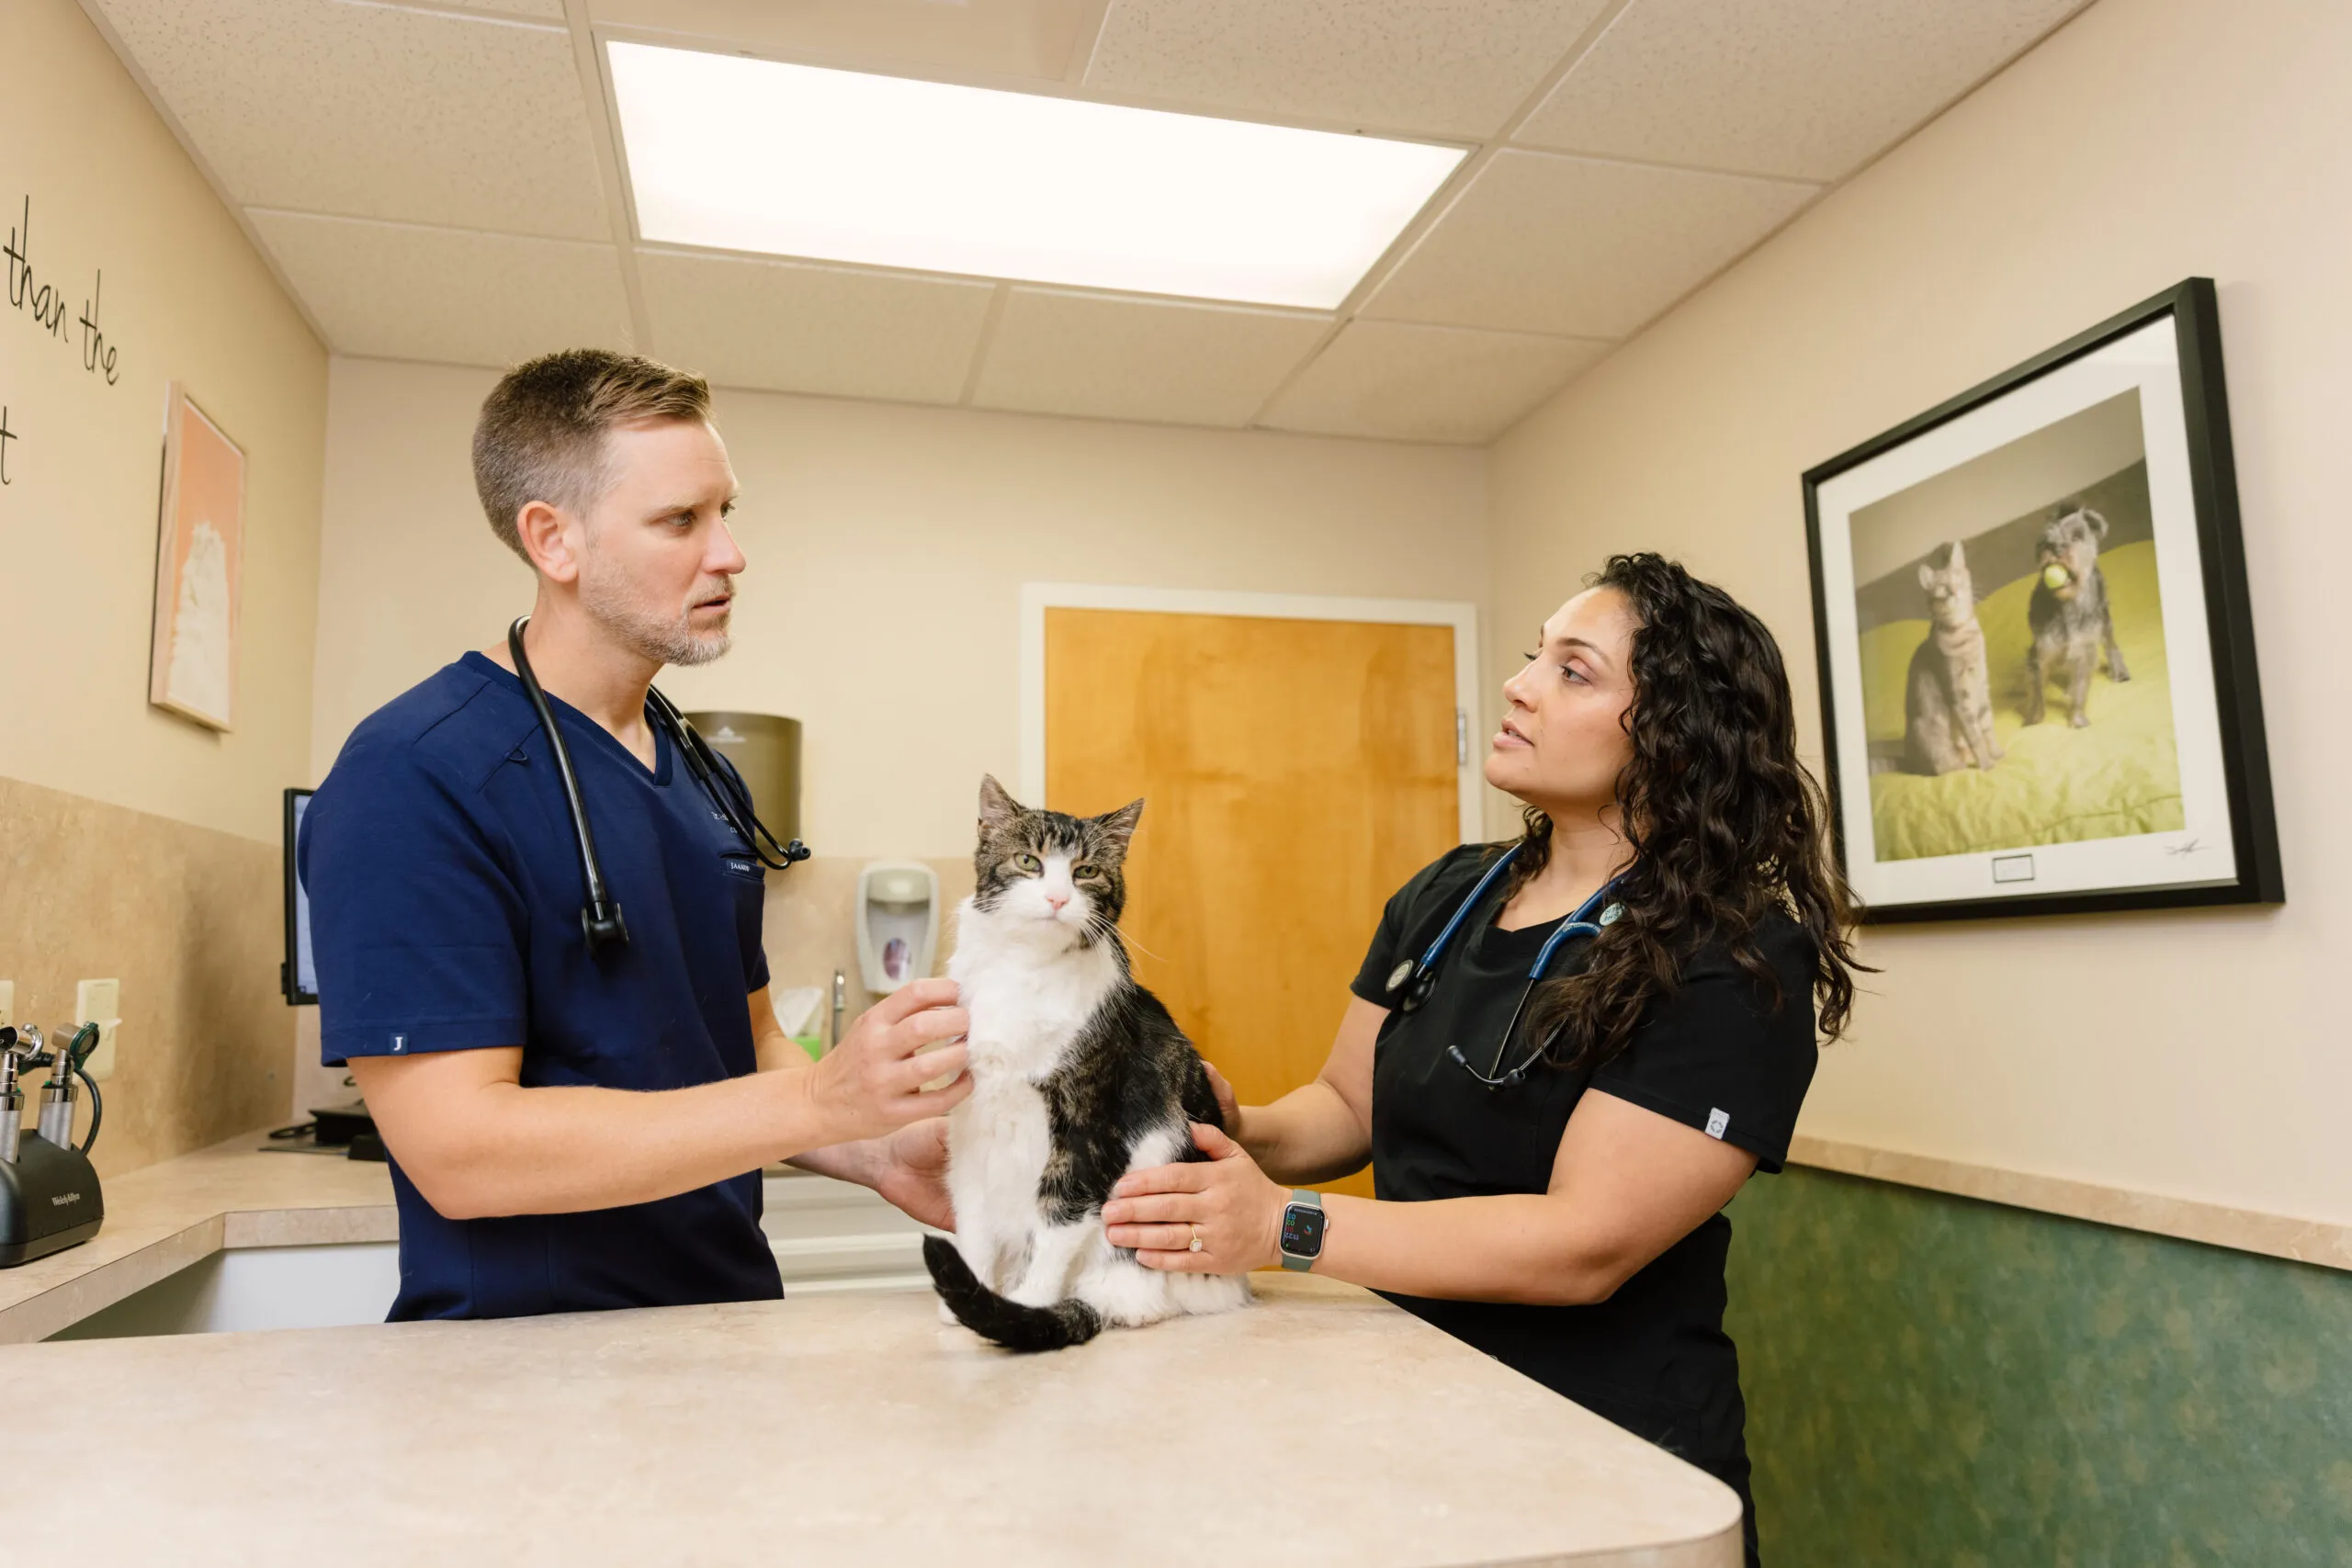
87;0;611;241
1513;0;2098;182
248;211;635;367
1082;0;1618;138
637;250;998;406
83;0;2101;443
1261;320;1614;446
1363;150;1822;340
969;289;1332;428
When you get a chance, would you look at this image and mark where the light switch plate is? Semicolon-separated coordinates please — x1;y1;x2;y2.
84;1019;119;1082
75;978;120;1023
0;980;14;1029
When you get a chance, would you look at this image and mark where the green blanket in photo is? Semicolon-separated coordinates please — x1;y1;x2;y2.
1859;541;2182;862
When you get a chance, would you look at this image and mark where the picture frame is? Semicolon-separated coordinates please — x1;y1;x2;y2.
1803;278;2281;922
148;382;246;731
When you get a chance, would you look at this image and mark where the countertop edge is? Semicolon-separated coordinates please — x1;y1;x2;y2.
1453;1517;1745;1568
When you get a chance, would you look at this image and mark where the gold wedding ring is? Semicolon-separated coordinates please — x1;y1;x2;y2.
1189;1225;1203;1253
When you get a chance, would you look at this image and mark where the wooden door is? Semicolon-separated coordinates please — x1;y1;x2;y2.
1044;607;1463;1197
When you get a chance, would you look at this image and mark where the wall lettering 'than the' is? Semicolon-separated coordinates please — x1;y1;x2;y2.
3;192;127;490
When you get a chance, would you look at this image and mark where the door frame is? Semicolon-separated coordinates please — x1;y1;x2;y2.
1018;582;1487;843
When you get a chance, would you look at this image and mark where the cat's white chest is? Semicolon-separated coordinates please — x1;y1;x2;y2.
942;908;1114;1246
950;919;1118;1082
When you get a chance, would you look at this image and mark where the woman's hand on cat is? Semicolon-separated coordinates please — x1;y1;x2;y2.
801;977;973;1145
1201;1061;1242;1135
1102;1123;1284;1274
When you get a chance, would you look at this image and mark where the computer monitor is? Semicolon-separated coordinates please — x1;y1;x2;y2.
283;787;316;1005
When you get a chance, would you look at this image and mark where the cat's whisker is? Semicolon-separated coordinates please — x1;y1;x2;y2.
1083;909;1166;964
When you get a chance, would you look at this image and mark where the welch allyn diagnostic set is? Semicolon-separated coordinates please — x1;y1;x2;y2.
0;1022;106;1267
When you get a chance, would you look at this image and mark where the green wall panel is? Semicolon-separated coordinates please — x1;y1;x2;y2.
1724;1168;2352;1566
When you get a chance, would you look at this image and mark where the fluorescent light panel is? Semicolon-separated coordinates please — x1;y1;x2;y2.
608;42;1465;310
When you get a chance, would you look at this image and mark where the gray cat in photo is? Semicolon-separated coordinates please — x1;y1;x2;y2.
1903;539;2003;775
2025;502;2130;728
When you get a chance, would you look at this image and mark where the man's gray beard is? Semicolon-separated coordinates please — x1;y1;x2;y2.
580;558;731;668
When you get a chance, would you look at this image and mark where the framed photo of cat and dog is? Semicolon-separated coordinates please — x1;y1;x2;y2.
1804;277;2282;922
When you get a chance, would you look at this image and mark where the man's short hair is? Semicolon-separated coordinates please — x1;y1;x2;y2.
472;348;712;561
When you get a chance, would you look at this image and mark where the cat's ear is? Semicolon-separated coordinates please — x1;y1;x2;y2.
1091;798;1145;857
1946;538;1966;571
1917;560;1936;591
978;774;1023;834
2083;508;2109;539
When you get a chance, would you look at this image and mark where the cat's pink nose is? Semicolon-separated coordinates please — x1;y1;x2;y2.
1045;891;1070;911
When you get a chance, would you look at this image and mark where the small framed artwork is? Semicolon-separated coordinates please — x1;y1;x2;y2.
1804;278;2281;921
149;383;246;731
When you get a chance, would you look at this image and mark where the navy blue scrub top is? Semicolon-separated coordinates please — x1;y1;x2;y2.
299;651;783;1320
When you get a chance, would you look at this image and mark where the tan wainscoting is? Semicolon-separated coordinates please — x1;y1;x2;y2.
1789;1135;2352;1272
0;774;294;1178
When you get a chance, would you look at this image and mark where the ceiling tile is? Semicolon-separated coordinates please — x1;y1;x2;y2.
638;251;996;405
467;0;569;16
1518;0;2090;181
1364;150;1816;339
591;0;1091;81
971;289;1329;428
1084;0;1611;137
250;211;631;366
90;0;607;239
1259;320;1610;445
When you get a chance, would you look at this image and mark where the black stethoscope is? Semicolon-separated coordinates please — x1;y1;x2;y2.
1381;844;1625;1090
508;615;809;953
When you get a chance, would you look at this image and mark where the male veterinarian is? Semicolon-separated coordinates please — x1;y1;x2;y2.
300;348;970;1320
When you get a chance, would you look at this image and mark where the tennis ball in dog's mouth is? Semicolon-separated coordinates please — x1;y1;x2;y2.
2042;564;2070;591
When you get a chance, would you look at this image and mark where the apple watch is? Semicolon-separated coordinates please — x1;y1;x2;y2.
1278;1190;1328;1272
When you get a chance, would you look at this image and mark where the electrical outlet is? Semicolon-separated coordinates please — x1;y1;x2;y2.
83;1020;120;1081
0;980;14;1029
74;980;122;1081
75;978;119;1023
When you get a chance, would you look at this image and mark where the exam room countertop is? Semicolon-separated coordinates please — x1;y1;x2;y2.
0;1130;400;1342
0;1135;1745;1567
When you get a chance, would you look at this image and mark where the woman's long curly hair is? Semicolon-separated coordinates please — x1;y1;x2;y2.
1508;552;1866;1072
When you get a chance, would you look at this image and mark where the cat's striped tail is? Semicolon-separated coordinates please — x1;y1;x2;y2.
922;1235;1104;1352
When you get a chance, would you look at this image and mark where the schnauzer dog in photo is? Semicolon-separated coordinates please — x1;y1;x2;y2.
2025;502;2131;728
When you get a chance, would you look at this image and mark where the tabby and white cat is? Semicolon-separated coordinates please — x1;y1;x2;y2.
1903;539;2003;775
923;776;1250;1352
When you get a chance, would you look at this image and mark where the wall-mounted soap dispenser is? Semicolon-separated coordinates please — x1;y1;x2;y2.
855;862;939;995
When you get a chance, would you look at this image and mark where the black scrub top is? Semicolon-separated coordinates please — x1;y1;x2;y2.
1353;844;1817;1495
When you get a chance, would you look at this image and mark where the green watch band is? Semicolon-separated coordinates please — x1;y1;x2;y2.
1279;1189;1327;1272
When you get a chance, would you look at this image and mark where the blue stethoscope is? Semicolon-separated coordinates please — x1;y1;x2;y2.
1381;845;1625;1090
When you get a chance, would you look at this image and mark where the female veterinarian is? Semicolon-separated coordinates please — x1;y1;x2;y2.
1102;553;1863;1568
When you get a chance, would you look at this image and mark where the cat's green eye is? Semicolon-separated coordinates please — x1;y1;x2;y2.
1073;863;1098;879
1014;852;1043;874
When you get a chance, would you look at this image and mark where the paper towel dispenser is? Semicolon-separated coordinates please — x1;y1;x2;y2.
680;712;801;844
855;862;939;995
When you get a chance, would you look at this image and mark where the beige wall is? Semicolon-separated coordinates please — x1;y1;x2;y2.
0;0;327;1168
1487;0;2346;1226
310;356;1494;854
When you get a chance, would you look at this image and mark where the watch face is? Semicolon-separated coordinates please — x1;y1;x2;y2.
1281;1203;1327;1257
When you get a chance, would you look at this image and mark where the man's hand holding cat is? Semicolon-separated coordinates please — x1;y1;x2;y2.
797;977;974;1146
1102;1123;1286;1273
872;1117;957;1231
